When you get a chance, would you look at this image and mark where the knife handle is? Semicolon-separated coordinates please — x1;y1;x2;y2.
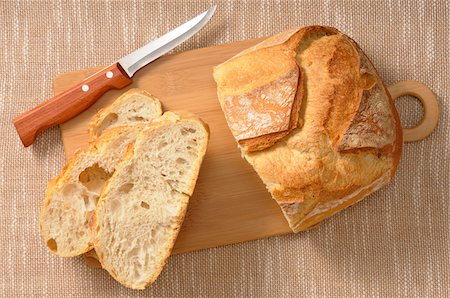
13;63;132;147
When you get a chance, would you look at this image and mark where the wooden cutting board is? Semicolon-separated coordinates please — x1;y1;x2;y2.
54;38;437;255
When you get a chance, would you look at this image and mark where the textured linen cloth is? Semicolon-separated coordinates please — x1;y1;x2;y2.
0;1;448;297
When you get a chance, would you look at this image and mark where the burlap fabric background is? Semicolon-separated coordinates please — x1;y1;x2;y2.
0;0;448;297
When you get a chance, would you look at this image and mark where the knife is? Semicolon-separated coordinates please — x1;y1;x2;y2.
13;5;216;147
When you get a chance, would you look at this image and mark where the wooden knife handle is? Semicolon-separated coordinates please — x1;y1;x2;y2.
13;63;132;147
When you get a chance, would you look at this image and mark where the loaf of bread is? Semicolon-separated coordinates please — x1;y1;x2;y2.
40;90;163;257
93;111;209;289
213;26;403;232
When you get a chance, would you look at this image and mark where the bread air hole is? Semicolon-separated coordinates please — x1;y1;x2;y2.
158;141;168;149
129;116;145;122
62;184;77;197
176;157;186;165
119;183;134;194
79;164;111;195
129;247;139;258
83;195;89;207
98;112;118;135
181;127;197;135
110;199;121;213
140;201;150;209
47;238;57;252
167;180;177;190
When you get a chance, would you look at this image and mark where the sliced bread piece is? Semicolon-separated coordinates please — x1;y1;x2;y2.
88;88;163;140
93;111;209;289
40;126;144;257
40;89;163;257
85;88;162;265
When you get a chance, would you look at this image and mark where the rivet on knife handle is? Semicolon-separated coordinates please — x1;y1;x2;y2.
13;63;132;147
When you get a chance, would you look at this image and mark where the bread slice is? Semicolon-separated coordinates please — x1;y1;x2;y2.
40;90;163;257
82;88;162;265
88;88;162;140
40;126;144;257
93;111;209;289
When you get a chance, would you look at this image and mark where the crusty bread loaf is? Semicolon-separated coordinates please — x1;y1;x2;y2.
93;111;209;289
88;88;162;139
213;26;403;232
40;90;163;257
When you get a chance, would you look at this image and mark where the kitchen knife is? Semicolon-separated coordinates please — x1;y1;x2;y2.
13;5;217;147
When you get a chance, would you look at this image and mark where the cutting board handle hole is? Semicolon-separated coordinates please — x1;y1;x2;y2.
387;80;439;143
394;95;424;129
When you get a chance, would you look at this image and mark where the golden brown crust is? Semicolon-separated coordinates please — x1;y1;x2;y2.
238;68;304;151
329;38;397;153
346;38;403;174
214;31;305;152
214;26;403;232
293;172;391;231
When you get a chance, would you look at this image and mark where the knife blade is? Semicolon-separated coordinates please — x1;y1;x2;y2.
13;5;217;147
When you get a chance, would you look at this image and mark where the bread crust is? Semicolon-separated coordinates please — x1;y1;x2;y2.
214;26;403;232
214;32;303;152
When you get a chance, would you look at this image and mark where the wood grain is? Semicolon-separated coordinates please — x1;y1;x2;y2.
54;38;439;255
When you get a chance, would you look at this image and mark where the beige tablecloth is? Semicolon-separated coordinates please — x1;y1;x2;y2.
1;0;448;297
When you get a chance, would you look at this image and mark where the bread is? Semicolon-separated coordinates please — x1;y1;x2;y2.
40;126;145;256
93;111;209;289
82;88;162;264
40;90;163;257
88;88;162;139
213;26;403;232
213;28;304;152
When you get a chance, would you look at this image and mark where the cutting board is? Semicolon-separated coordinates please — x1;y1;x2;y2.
54;38;438;255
